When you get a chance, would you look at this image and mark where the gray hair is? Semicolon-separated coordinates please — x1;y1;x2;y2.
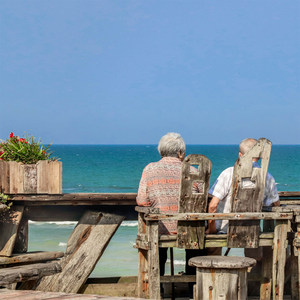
158;132;186;158
239;138;257;155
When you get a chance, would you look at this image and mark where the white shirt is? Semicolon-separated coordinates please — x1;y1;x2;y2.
209;162;279;233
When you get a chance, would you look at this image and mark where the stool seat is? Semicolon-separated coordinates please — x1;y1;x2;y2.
189;255;256;269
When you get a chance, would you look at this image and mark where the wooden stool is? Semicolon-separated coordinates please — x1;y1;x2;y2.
189;256;256;300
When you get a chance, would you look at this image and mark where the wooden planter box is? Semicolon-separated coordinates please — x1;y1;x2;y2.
0;160;62;194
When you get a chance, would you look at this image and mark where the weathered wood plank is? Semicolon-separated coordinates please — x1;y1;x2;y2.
0;289;145;299
0;262;61;285
36;211;124;293
148;221;160;300
145;212;293;221
37;160;49;194
228;138;272;248
23;164;37;194
177;154;211;249
0;205;24;256
0;251;64;265
9;161;24;194
13;215;28;253
272;221;288;299
260;246;272;300
48;161;62;194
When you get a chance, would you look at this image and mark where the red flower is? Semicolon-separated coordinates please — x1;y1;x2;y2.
10;132;14;138
20;138;25;143
0;151;3;160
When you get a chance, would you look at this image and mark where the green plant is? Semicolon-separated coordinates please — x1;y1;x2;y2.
0;132;55;164
0;193;12;208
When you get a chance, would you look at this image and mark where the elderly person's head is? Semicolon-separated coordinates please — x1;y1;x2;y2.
158;132;186;160
239;138;257;157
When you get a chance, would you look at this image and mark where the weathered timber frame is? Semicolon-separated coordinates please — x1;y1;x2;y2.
136;209;292;300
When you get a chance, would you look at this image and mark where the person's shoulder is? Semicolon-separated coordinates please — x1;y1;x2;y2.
219;166;234;177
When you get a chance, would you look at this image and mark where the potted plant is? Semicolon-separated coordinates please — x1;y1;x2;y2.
0;132;62;194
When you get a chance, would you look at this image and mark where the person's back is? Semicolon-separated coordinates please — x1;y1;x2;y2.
136;156;182;235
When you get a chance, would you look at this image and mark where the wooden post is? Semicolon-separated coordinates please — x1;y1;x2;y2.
137;211;149;298
148;220;160;300
291;218;300;300
189;256;256;300
272;220;288;299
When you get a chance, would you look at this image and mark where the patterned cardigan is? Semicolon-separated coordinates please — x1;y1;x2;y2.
136;156;183;235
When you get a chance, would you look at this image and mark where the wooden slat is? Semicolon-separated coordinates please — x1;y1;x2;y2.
279;191;300;197
0;261;61;285
37;160;49;193
0;251;64;265
36;211;124;293
23;164;37;194
177;154;211;249
48;161;62;194
0;289;145;299
272;221;288;299
145;212;293;221
228;138;272;248
11;193;137;204
0;205;24;256
9;161;24;194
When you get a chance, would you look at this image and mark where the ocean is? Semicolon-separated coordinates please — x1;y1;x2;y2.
28;145;300;277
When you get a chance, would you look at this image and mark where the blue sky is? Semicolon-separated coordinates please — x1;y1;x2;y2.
1;1;299;144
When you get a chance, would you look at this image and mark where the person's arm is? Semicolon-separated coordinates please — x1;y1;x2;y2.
272;200;280;206
206;196;220;233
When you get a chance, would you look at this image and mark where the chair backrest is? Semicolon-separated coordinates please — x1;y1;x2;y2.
177;154;212;249
227;138;272;248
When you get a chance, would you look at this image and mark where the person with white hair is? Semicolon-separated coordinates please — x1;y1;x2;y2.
136;132;186;277
207;138;280;257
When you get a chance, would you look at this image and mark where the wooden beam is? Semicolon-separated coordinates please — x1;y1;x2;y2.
145;212;293;221
0;251;64;265
36;211;124;293
0;262;61;285
24;205;137;221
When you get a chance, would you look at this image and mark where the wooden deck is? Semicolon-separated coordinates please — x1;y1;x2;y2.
0;289;145;299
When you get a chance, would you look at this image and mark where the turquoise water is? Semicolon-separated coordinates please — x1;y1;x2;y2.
28;145;300;277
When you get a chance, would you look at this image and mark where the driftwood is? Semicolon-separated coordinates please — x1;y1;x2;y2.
177;155;211;249
36;211;124;293
0;262;61;285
